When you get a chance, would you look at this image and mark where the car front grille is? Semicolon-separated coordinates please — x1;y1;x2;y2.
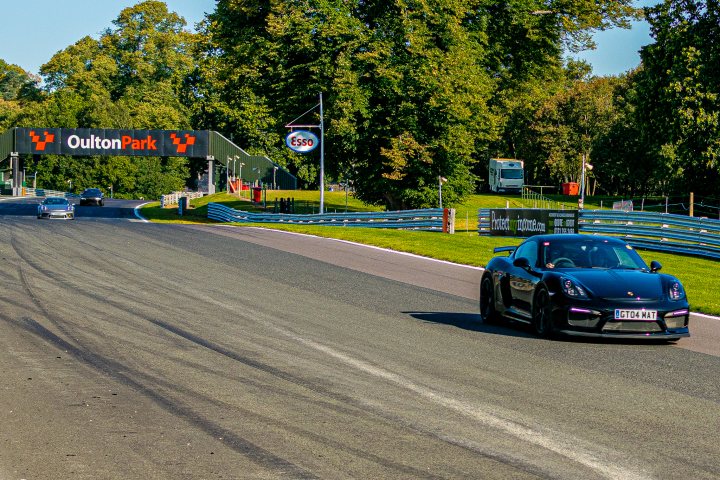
602;321;662;333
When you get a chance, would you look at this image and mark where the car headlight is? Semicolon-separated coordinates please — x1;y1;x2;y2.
560;276;588;299
668;281;685;301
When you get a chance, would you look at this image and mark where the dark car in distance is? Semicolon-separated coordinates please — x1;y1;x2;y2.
480;234;690;340
79;188;104;206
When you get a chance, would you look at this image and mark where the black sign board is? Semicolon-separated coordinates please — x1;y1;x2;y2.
15;128;209;158
489;209;579;237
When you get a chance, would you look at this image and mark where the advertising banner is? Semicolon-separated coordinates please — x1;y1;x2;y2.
15;128;209;158
489;209;578;237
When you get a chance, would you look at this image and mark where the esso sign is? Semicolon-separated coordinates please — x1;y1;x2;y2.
286;130;319;153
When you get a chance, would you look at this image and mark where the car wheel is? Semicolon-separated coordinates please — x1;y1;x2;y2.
532;285;553;337
480;274;500;324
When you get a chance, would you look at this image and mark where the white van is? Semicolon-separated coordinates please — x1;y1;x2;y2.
489;158;524;193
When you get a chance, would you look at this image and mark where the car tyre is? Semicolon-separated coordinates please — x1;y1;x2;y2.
480;274;500;324
532;285;553;338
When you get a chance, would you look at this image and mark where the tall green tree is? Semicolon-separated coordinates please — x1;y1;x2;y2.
633;0;720;196
0;60;40;129
197;0;641;208
528;75;623;192
17;0;197;198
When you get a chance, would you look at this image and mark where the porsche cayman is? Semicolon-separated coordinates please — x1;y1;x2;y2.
479;234;690;340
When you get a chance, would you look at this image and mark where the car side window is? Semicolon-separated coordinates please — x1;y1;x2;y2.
514;241;538;268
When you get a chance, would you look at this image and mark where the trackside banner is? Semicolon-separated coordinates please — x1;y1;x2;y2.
489;209;578;237
15;128;209;158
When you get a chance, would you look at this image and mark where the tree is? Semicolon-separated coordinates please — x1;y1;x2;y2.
633;0;720;196
198;0;642;208
16;0;200;199
526;75;624;193
0;60;40;129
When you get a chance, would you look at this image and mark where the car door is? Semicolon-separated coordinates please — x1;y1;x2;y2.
508;239;540;316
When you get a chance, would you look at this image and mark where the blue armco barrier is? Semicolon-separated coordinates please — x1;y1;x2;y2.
208;203;453;232
478;208;720;260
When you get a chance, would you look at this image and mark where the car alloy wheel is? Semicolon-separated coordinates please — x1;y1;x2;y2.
532;286;553;337
480;275;499;324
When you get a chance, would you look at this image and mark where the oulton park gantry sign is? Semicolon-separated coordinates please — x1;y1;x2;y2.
15;128;209;157
1;127;298;195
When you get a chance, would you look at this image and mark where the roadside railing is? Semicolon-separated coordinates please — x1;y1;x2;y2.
160;191;205;207
579;210;720;260
478;208;720;259
23;187;78;198
208;203;455;232
521;186;568;209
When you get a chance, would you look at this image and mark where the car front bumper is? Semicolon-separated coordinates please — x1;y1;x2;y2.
38;210;74;219
552;302;690;339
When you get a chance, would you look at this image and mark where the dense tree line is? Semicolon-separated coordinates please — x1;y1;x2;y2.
0;0;718;208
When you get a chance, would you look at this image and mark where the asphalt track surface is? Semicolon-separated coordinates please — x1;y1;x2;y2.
0;197;719;479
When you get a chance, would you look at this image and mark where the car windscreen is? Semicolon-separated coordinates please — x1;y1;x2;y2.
43;198;68;205
541;239;648;270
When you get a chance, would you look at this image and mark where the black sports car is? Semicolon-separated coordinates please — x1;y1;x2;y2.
480;234;690;340
79;188;104;206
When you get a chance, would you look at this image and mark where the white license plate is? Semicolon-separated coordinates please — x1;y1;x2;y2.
614;309;657;320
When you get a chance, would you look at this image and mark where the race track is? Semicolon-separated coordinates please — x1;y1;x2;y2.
0;202;718;479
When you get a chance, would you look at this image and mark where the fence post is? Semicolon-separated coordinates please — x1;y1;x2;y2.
690;192;694;217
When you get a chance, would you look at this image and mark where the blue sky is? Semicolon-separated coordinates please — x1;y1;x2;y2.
1;0;657;78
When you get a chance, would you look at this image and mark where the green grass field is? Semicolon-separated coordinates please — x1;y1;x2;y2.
140;191;720;316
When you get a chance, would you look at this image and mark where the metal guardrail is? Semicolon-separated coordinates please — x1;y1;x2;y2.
579;210;720;260
160;191;205;207
478;208;720;259
208;203;455;232
23;187;78;198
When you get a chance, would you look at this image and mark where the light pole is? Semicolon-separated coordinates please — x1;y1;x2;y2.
438;176;447;208
579;154;593;209
226;157;232;193
273;166;278;190
238;161;245;196
341;179;349;212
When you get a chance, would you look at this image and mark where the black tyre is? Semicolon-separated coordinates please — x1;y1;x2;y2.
532;285;554;337
480;275;500;324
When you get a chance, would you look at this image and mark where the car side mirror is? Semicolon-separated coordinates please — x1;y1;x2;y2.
650;260;662;272
513;257;531;270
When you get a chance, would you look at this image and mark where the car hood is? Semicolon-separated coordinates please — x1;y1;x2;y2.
565;269;664;300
